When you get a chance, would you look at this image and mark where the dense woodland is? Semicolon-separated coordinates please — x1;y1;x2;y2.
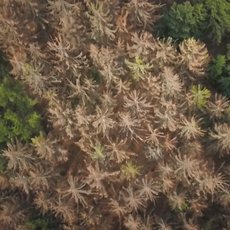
0;0;229;229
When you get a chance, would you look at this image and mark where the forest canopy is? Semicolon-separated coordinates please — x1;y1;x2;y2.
0;0;229;230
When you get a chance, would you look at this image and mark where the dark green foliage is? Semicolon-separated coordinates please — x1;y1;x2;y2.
26;218;49;230
209;45;230;97
26;215;59;230
157;1;206;41
26;210;60;230
0;77;43;144
0;54;43;146
209;55;226;78
157;0;230;44
202;0;230;44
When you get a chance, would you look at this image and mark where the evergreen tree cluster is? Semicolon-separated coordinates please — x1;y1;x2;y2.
157;0;230;44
